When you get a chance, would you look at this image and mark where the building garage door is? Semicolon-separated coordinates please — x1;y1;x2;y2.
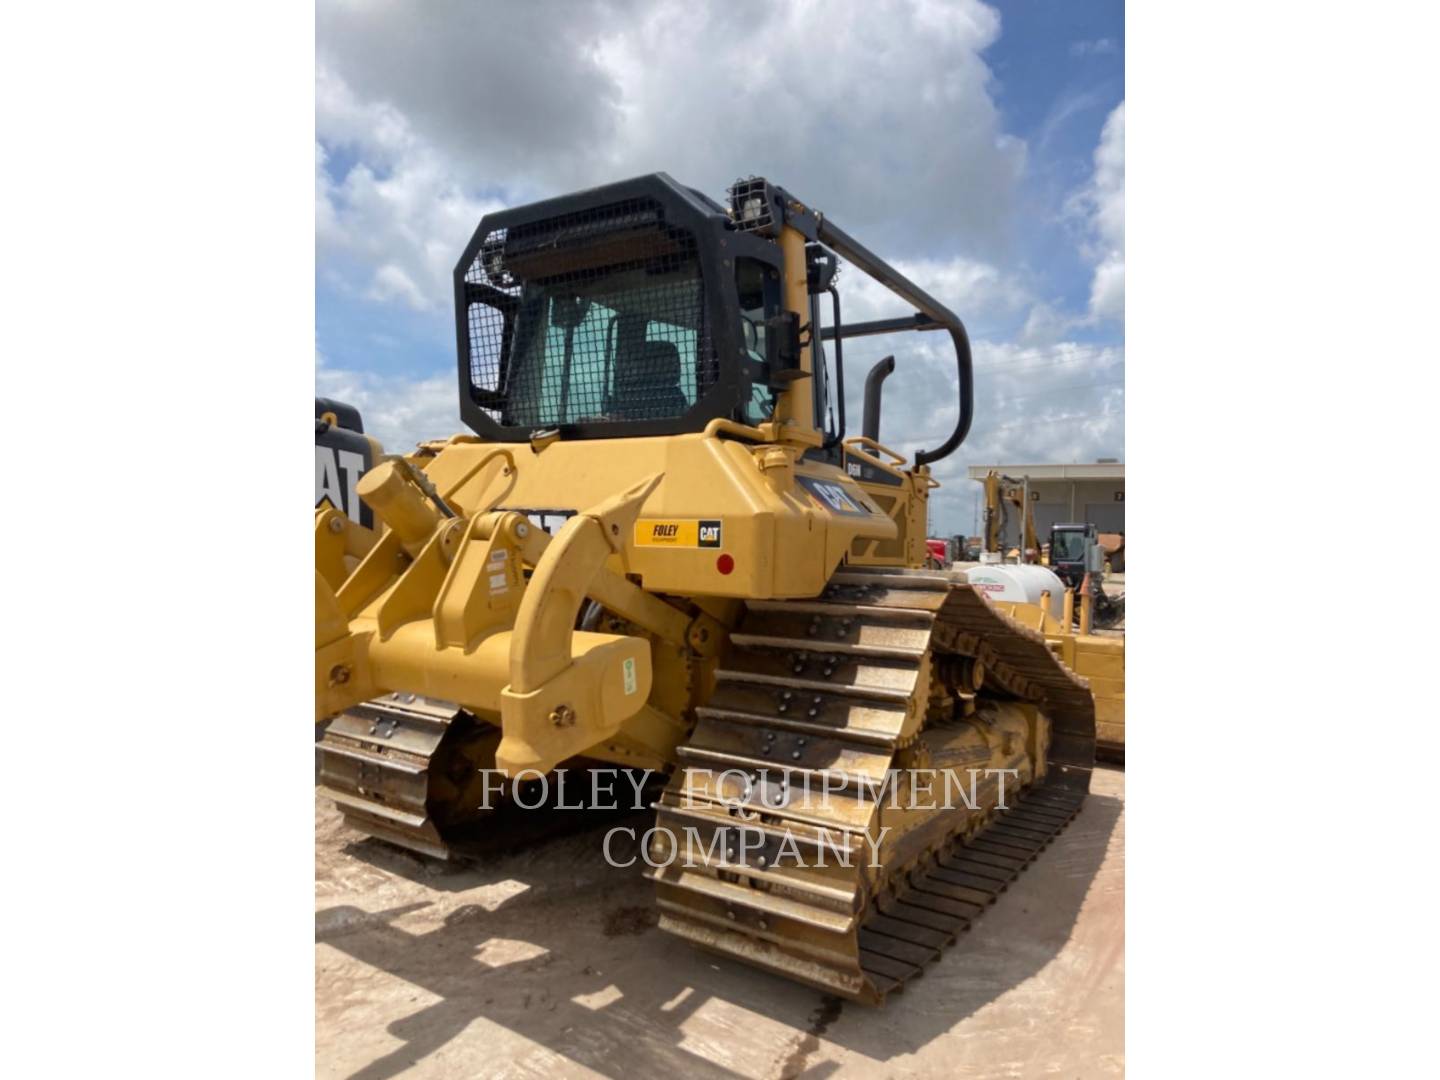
1033;502;1067;542
1084;501;1125;534
1003;503;1067;550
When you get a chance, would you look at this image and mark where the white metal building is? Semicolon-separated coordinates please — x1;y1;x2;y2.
965;461;1125;549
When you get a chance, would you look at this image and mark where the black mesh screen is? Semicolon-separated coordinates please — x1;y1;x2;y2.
463;197;717;429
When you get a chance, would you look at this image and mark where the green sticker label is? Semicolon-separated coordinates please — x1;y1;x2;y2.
623;657;637;695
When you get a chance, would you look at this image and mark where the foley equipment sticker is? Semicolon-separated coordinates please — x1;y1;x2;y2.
623;657;637;695
634;519;723;548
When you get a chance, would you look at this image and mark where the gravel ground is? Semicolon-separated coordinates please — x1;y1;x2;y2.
316;766;1125;1079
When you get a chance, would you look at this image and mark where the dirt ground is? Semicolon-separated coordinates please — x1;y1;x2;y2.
316;767;1125;1079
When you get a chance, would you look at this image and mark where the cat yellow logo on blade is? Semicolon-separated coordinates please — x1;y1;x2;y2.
633;519;723;548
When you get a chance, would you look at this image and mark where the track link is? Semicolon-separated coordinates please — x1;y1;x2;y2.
651;567;1095;1003
316;694;496;860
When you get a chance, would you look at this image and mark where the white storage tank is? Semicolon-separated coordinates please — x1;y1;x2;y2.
964;564;1066;619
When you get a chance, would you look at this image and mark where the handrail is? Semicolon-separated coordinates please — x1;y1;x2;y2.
814;218;973;467
703;417;770;442
840;438;909;483
843;434;907;467
821;285;846;449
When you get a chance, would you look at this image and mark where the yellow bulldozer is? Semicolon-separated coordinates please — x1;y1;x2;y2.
974;470;1125;757
314;174;1096;1003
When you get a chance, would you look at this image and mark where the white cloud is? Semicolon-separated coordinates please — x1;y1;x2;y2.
841;254;1032;331
1078;101;1125;321
1089;255;1125;321
366;264;428;310
584;0;1023;253
315;0;1026;277
1070;38;1117;57
315;69;500;312
1018;301;1068;345
315;358;459;454
842;335;1124;534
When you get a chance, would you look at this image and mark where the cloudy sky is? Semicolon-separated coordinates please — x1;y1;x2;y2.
315;0;1124;537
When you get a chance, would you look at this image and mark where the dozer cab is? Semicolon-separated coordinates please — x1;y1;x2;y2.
314;174;1095;1002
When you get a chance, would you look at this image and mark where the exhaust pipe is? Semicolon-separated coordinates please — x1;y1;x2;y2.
862;355;895;442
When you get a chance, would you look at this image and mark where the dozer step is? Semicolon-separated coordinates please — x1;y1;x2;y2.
714;667;916;705
746;598;938;619
318;742;428;776
819;587;948;612
648;867;858;936
680;714;895;786
718;648;924;699
729;633;928;662
319;786;429;830
734;603;935;656
694;699;903;748
661;772;877;834
654;796;871;858
656;909;870;1000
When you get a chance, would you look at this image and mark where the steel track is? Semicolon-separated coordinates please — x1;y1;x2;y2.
651;568;1095;1003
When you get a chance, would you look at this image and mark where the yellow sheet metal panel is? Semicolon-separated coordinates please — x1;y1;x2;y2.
1073;642;1125;679
1093;696;1126;723
418;432;895;600
1084;676;1126;701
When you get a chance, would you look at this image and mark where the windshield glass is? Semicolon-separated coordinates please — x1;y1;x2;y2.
736;259;777;425
1051;529;1088;562
499;262;713;427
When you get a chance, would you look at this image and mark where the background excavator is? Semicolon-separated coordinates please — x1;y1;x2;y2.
314;173;1096;1002
981;470;1041;563
1049;521;1125;630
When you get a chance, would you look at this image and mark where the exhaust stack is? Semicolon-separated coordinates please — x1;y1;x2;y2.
862;355;896;442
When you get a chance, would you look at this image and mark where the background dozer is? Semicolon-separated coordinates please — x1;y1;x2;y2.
969;471;1125;754
315;398;383;589
314;174;1096;1003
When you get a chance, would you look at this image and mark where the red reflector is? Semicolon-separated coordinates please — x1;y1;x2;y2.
716;553;735;575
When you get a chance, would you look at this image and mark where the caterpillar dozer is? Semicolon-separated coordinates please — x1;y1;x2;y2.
314;174;1095;1003
315;397;382;589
